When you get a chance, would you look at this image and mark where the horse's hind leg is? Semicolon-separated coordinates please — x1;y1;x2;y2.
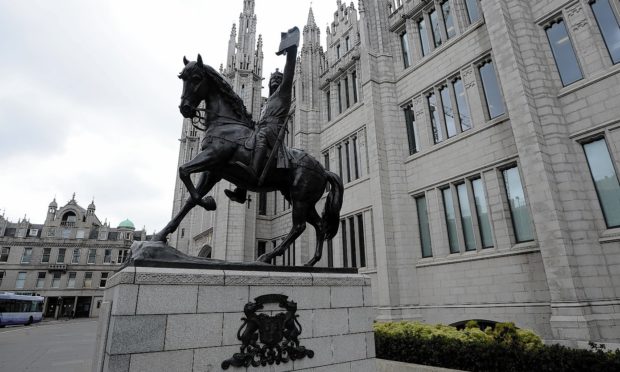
257;201;308;263
304;209;325;267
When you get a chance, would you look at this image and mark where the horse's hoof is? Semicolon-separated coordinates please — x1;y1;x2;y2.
198;196;217;211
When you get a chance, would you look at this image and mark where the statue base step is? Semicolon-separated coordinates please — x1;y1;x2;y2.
92;266;376;372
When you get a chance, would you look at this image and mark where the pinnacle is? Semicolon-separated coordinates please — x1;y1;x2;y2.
307;7;316;27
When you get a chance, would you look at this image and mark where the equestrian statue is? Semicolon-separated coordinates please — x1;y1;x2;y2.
146;27;343;267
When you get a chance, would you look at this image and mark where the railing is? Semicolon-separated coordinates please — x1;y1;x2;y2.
48;264;67;272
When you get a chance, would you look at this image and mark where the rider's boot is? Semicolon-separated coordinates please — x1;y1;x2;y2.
224;188;247;204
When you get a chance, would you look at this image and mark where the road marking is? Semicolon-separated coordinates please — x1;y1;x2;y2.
0;321;97;335
51;359;88;366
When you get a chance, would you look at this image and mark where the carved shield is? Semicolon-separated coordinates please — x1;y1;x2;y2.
257;313;285;346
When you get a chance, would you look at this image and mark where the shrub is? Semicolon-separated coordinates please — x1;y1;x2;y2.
374;321;620;372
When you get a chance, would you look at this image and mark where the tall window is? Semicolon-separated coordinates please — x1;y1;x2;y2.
429;8;442;47
21;248;32;264
324;153;330;171
36;272;46;288
404;105;419;155
84;272;93;288
16;272;26;289
590;0;620;64
99;272;109;288
353;137;360;179
327;239;334;268
103;249;112;264
56;248;66;263
338;146;343;180
545;20;583;86
117;249;130;264
326;91;332;121
442;188;459;253
273;192;278;215
583;138;620;227
465;0;481;24
0;247;9;262
72;249;81;264
456;184;476;251
258;192;267;215
502;166;534;242
0;272;4;286
340;213;366;268
452;78;472;131
87;249;96;264
41;248;51;263
67;272;76;288
439;86;457;138
479;61;505;119
428;93;443;143
400;31;411;68
51;272;61;288
472;178;494;248
345;77;351;108
418;18;430;56
345;36;350;51
341;220;348;267
345;141;352;183
441;1;456;39
338;82;343;114
336;44;341;59
257;241;266;259
416;196;433;257
352;71;358;103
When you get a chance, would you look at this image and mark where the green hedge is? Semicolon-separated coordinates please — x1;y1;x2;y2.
374;321;620;372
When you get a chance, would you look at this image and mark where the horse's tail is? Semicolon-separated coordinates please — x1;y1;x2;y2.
322;171;344;240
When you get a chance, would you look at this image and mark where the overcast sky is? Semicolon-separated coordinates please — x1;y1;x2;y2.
0;0;341;232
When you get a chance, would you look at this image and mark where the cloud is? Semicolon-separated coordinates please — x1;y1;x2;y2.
0;0;343;232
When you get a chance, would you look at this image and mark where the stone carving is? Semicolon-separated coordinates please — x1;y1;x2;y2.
221;294;314;369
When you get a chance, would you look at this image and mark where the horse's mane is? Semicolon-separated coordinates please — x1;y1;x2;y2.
202;65;254;126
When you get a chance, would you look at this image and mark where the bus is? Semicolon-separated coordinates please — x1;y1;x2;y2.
0;292;44;327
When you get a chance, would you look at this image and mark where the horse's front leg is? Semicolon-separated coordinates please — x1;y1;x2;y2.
153;171;221;242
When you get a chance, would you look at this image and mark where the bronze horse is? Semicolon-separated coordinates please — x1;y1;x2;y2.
153;55;343;266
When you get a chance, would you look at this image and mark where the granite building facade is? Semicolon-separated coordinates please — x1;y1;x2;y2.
170;0;620;347
0;196;145;318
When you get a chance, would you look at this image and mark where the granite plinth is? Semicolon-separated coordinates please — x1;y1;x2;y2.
92;266;376;372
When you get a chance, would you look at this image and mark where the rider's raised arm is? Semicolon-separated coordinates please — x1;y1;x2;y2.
279;44;298;95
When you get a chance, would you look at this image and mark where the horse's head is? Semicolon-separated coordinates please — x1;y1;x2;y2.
178;54;208;118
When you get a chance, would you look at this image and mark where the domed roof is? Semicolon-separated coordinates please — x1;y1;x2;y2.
117;218;135;230
88;198;96;210
49;198;58;208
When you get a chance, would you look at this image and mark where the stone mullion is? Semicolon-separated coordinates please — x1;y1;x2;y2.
423;12;435;53
460;65;486;128
563;2;609;74
412;95;431;150
448;78;463;134
434;0;449;44
409;16;424;61
434;86;450;142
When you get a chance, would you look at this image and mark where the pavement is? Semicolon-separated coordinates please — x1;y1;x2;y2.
0;318;97;372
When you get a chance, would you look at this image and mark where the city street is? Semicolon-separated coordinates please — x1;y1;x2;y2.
0;319;97;372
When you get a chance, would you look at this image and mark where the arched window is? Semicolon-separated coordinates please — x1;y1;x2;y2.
61;211;77;226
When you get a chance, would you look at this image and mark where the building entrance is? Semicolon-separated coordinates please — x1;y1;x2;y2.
75;296;92;318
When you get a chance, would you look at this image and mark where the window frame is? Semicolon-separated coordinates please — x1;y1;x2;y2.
582;136;620;228
544;18;584;87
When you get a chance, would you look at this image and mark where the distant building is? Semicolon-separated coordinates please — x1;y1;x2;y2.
169;0;620;346
0;195;146;318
